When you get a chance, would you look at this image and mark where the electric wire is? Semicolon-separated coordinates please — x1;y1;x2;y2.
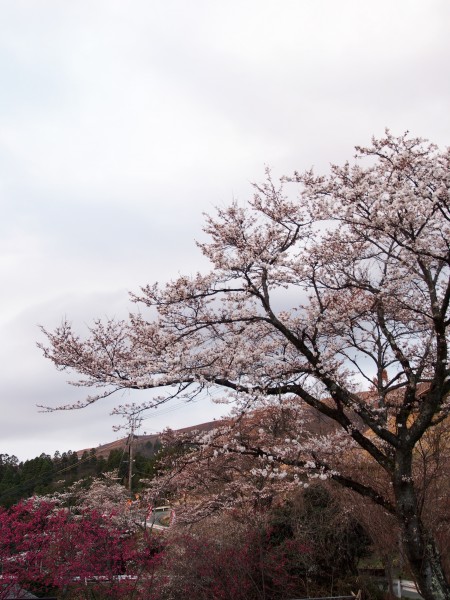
0;391;218;503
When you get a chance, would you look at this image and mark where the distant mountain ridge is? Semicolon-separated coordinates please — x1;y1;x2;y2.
76;420;222;459
77;402;340;460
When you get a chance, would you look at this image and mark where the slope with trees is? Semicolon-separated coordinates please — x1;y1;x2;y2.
41;132;450;600
0;447;160;507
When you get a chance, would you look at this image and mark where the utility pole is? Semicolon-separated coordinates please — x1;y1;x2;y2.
127;416;137;495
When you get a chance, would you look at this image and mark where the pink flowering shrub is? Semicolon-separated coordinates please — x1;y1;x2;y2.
0;499;164;599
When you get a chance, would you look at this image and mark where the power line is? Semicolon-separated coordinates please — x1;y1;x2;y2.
0;438;130;503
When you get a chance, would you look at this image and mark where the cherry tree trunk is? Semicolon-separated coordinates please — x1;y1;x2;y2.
394;451;450;600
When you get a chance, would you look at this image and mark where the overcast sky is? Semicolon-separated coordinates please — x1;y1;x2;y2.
1;0;449;461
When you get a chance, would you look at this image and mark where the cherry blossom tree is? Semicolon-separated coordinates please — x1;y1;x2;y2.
40;131;450;600
47;470;148;531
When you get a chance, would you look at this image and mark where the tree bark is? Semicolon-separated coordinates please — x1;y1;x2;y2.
394;450;450;600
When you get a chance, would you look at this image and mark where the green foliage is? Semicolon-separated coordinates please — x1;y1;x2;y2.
0;446;160;506
267;485;371;595
161;488;372;600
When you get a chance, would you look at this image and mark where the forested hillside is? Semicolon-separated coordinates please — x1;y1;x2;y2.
0;422;218;506
0;445;159;507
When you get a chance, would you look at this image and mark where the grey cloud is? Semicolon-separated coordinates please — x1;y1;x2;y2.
0;0;449;460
